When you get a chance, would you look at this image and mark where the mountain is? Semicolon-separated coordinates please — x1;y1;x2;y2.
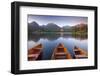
28;21;40;32
28;22;61;32
45;23;61;31
72;23;88;32
28;21;87;33
62;25;72;32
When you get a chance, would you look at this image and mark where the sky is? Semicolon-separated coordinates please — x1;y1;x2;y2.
28;15;88;27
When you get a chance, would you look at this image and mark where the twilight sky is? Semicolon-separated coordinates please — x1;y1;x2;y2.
28;15;88;27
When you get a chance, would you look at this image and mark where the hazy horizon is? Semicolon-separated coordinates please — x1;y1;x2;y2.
28;15;88;27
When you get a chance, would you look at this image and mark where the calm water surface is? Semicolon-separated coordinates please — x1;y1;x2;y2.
28;33;88;60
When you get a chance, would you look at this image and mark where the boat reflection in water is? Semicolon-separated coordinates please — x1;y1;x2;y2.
28;33;88;61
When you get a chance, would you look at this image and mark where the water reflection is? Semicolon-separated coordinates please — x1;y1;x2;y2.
28;33;87;42
28;33;88;60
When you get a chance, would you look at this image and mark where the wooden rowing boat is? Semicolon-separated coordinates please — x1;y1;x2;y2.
28;44;43;61
52;43;72;59
73;46;88;59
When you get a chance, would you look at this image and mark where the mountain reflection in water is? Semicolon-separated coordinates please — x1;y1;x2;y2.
28;33;88;60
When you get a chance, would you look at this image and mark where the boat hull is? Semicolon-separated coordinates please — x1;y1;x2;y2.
28;44;43;61
73;46;88;59
52;43;72;59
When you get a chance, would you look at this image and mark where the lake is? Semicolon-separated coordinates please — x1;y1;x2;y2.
28;33;88;60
